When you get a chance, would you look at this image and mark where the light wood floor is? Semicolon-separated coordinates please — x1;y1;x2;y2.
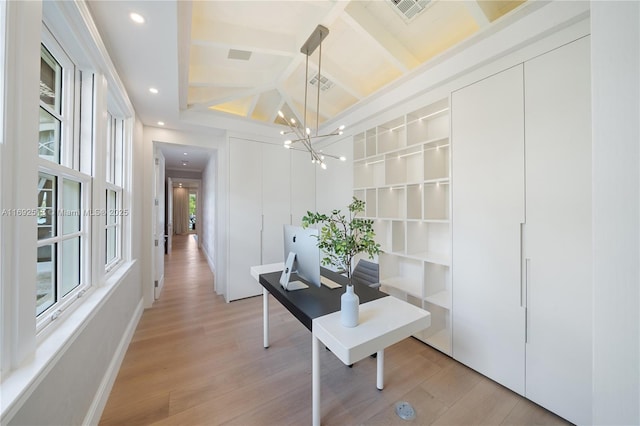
100;234;571;426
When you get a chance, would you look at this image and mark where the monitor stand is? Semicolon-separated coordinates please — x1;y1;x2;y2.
284;280;308;291
279;252;309;291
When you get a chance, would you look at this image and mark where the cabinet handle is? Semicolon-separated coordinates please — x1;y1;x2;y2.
524;258;530;309
524;258;530;343
520;223;525;307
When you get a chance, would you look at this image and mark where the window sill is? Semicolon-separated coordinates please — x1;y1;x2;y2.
0;259;137;424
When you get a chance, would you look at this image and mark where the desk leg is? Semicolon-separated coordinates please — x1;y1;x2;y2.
312;335;321;426
263;288;269;348
376;350;384;390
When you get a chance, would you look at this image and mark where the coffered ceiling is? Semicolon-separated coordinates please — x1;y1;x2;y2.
186;0;525;128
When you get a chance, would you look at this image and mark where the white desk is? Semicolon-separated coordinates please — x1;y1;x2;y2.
312;297;430;426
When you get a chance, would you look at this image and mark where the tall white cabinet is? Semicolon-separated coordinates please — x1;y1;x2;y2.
523;36;592;425
451;37;592;424
228;139;315;301
451;64;527;394
353;99;452;354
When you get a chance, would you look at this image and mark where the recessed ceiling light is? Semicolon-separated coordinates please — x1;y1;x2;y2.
130;13;145;24
149;87;158;94
157;121;165;126
183;152;188;156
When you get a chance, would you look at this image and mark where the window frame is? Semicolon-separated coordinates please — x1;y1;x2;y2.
36;28;93;332
104;112;125;274
35;163;91;329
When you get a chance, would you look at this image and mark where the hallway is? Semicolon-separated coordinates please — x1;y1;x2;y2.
100;235;568;426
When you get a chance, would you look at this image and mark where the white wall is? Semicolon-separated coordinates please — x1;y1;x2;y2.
315;136;354;213
591;2;640;424
201;153;219;292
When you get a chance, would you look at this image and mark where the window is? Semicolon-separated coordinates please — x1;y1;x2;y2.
105;113;124;271
36;29;91;328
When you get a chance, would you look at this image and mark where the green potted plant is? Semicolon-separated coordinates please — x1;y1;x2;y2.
302;197;381;327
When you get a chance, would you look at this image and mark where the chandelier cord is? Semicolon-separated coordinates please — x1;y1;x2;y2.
316;39;322;137
304;51;309;134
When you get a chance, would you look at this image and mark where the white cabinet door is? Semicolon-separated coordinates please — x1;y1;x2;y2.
262;143;291;264
451;65;526;395
524;37;592;425
228;139;263;301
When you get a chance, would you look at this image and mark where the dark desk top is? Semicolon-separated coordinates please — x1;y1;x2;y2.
258;268;387;331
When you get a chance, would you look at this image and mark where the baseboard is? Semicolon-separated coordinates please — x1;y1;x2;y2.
201;243;216;279
82;298;144;426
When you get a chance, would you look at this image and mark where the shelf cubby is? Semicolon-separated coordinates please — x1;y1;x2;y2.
378;186;406;219
423;182;449;220
406;221;450;261
391;220;405;253
385;146;423;186
407;98;450;146
377;117;406;154
379;254;423;299
406;184;422;220
373;219;392;253
365;189;377;217
424;143;450;181
366;129;377;157
353;157;384;189
424;262;451;309
414;302;451;353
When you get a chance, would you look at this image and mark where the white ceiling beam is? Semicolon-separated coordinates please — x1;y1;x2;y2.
268;98;287;124
191;39;294;58
342;2;420;72
464;1;491;28
188;85;271;111
246;94;260;119
276;86;305;126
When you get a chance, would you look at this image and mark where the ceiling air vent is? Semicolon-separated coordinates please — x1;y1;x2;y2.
309;73;334;92
388;0;431;21
228;49;252;61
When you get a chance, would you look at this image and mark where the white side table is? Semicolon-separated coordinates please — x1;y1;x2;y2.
311;297;430;426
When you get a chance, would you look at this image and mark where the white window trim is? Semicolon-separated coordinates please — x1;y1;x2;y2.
41;25;75;167
36;27;94;334
36;162;92;333
105;184;123;274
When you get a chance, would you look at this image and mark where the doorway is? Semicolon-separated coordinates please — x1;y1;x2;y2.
188;190;197;233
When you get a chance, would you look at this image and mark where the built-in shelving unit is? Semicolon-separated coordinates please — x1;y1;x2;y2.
353;98;452;354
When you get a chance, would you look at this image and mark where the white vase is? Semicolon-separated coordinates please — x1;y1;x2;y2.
341;284;359;327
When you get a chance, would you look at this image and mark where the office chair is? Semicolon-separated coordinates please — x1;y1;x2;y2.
351;259;380;289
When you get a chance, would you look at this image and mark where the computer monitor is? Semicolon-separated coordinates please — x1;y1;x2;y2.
279;225;321;290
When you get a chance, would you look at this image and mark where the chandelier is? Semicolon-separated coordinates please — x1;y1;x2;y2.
278;25;346;169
